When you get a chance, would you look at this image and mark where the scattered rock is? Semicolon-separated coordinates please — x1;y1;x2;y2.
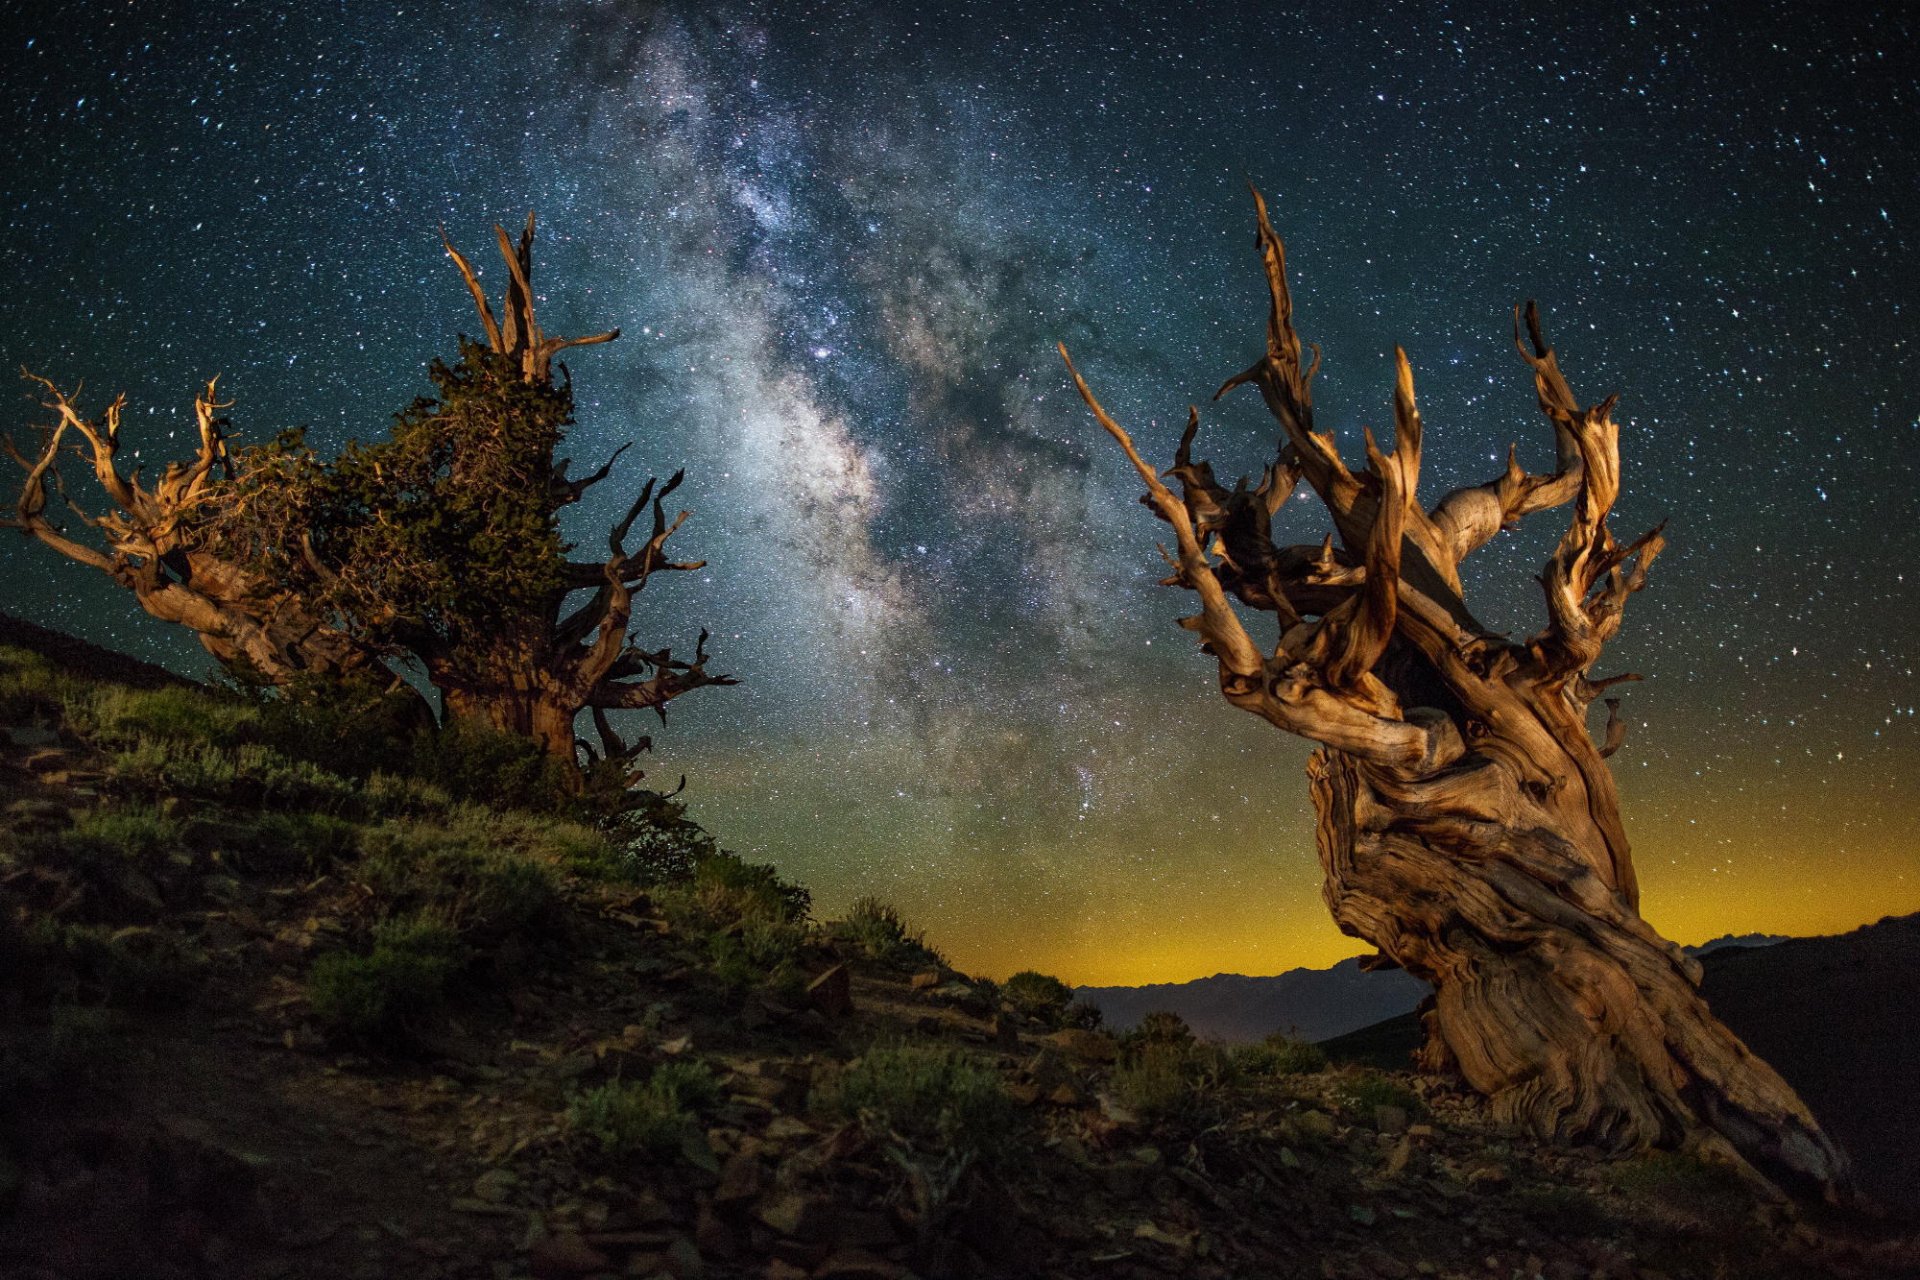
528;1231;609;1276
4;724;59;748
806;965;853;1019
910;971;941;990
756;1192;833;1241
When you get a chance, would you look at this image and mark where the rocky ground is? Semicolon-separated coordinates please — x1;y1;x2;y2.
3;639;1918;1280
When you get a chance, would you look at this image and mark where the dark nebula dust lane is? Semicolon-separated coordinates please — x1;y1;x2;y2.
2;2;1916;982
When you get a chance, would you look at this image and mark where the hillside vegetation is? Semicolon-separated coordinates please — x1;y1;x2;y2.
1;628;1915;1280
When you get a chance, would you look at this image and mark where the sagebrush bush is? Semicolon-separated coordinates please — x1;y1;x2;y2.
658;850;811;930
831;896;940;967
708;917;810;993
1110;1041;1238;1123
1601;1151;1754;1220
568;1061;721;1159
1123;1010;1196;1052
1233;1031;1327;1077
308;914;465;1040
814;1044;1019;1167
64;804;186;868
0;644;69;721
1000;970;1074;1023
0;1003;121;1093
64;682;260;747
357;820;558;938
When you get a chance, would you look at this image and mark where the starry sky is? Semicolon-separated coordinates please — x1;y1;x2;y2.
2;1;1916;986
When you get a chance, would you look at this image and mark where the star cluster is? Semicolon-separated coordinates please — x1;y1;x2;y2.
2;1;1915;984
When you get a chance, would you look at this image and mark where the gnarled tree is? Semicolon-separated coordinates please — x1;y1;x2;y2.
221;214;734;773
4;373;389;691
1063;190;1849;1199
7;214;731;779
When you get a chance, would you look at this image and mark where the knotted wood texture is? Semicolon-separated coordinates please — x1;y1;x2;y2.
1064;190;1848;1200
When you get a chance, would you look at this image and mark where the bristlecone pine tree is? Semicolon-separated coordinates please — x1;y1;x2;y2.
4;374;388;691
1062;190;1849;1200
7;214;731;777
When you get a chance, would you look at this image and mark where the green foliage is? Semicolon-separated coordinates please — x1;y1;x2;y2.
405;719;579;815
1232;1032;1328;1078
62;682;260;748
1000;970;1074;1023
108;737;358;811
603;789;720;884
357;820;558;939
64;804;186;868
0;644;72;721
830;896;940;967
1109;1041;1238;1123
708;917;810;994
361;770;454;818
658;850;811;931
814;1044;1019;1168
226;343;571;658
307;914;466;1041
568;1061;721;1160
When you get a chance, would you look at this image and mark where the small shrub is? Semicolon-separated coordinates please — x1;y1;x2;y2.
362;770;452;818
1123;1010;1196;1054
1110;1038;1239;1123
708;917;810;994
0;645;68;721
1233;1032;1327;1077
659;850;811;930
814;1044;1019;1169
1060;999;1103;1030
1001;970;1074;1024
65;804;186;868
603;790;719;883
358;820;558;938
1514;1185;1614;1236
831;896;940;967
1334;1069;1423;1118
65;683;259;747
308;914;465;1040
569;1061;721;1159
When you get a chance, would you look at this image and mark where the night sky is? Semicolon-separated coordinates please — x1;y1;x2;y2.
2;2;1916;985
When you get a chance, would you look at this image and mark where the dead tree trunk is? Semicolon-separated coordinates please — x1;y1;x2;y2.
1063;189;1849;1199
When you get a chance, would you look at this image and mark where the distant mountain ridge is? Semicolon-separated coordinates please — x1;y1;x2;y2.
1079;930;1794;1046
1075;956;1428;1044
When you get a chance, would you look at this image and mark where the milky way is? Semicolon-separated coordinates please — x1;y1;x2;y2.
2;2;1915;983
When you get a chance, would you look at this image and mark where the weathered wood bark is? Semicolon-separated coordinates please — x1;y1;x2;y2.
1063;189;1849;1199
3;374;390;690
420;216;734;774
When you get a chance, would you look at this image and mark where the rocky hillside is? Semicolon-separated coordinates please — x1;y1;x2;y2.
3;637;1917;1280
